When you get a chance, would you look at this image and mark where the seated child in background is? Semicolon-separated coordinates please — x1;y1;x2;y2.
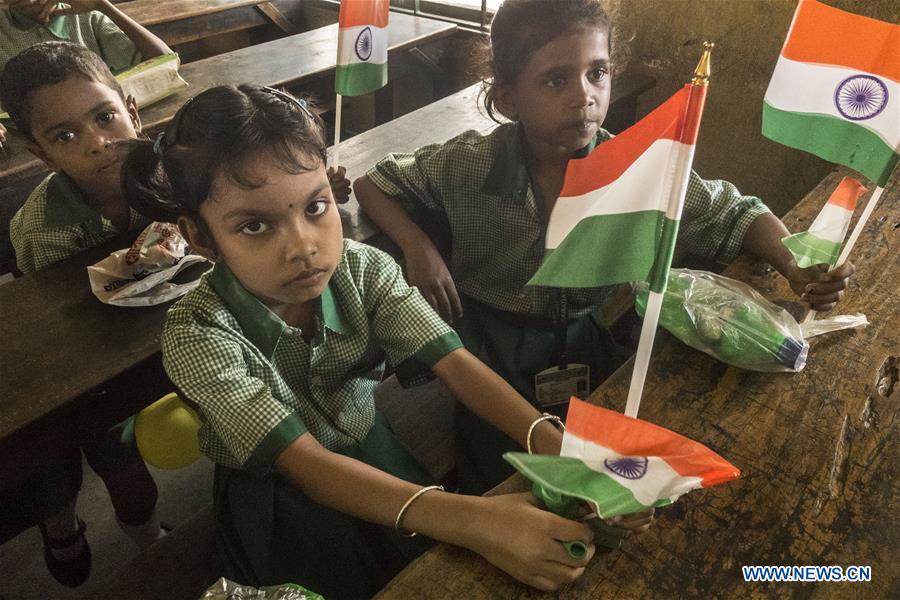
0;40;165;588
0;0;171;74
120;84;654;598
353;0;855;494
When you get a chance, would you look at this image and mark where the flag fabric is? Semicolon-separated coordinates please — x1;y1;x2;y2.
528;85;695;292
504;398;740;518
335;0;389;96
782;176;867;268
762;0;899;186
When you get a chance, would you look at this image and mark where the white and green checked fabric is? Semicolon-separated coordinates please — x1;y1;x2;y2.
9;172;150;273
368;122;771;318
163;240;463;474
0;8;141;75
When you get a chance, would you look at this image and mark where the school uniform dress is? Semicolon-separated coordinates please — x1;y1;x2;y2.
0;7;141;74
9;171;149;274
163;240;463;598
367;122;771;493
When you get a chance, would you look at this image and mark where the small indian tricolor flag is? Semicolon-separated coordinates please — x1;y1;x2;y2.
529;85;695;292
505;398;740;518
782;176;867;268
762;0;899;186
335;0;389;97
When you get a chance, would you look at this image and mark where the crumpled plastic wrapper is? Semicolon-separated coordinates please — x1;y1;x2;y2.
88;221;207;306
199;577;325;600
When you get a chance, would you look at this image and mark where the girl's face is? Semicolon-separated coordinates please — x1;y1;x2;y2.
502;27;611;161
191;153;343;324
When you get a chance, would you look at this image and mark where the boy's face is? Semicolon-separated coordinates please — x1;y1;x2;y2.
499;27;611;161
184;154;344;326
26;77;141;198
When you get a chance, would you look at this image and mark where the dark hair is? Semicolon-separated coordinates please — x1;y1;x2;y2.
121;84;327;224
482;0;611;122
0;41;124;141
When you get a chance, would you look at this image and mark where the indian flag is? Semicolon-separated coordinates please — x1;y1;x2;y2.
782;176;867;268
505;398;740;518
529;85;697;292
762;0;899;186
335;0;389;96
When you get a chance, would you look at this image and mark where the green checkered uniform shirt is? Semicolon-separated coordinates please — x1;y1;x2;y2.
368;122;771;318
0;8;141;75
163;240;463;475
9;172;150;273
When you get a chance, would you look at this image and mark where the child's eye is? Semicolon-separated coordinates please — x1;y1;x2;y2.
97;110;116;124
306;199;329;216
240;221;270;235
589;68;609;83
55;130;75;143
547;77;566;88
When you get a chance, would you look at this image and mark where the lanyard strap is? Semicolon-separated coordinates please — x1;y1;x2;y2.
552;289;569;370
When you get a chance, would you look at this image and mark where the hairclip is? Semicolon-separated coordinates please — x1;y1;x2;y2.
262;86;316;121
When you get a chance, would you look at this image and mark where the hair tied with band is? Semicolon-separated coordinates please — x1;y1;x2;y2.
153;132;166;159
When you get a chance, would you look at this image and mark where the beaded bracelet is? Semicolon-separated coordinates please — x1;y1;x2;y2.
394;485;444;537
526;413;565;454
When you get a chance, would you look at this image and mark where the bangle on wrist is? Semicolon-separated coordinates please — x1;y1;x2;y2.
526;413;565;454
394;485;443;537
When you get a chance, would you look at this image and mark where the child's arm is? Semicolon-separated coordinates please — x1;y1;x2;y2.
275;432;595;591
327;166;351;204
742;212;854;312
355;175;463;322
54;0;172;59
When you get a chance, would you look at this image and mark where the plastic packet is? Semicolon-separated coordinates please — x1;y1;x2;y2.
800;313;868;339
635;268;808;372
199;577;325;600
88;222;207;306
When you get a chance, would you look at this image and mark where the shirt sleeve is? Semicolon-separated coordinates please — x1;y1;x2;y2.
9;210;36;274
90;10;142;73
677;171;772;263
365;140;451;214
162;319;307;475
353;245;462;385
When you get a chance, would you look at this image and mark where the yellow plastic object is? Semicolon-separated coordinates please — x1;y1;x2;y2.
135;393;202;469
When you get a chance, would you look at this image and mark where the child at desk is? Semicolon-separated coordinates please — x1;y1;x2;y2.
353;0;855;494
120;84;652;597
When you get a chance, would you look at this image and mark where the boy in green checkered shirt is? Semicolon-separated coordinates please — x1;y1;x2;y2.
120;84;656;598
354;0;855;494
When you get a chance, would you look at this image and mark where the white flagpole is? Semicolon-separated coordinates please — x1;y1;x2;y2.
333;93;343;167
624;43;712;419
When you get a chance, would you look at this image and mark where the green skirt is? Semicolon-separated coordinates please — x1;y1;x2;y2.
453;295;626;495
214;411;435;600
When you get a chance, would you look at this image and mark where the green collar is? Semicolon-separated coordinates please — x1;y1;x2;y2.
43;171;104;228
480;122;605;200
8;7;70;39
208;263;349;358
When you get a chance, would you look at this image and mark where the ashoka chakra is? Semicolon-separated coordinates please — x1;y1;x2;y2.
834;75;888;121
604;456;649;480
355;27;373;61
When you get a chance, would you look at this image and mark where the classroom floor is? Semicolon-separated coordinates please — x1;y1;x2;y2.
0;456;214;599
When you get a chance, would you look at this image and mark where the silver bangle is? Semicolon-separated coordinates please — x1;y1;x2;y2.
394;485;444;537
526;413;565;454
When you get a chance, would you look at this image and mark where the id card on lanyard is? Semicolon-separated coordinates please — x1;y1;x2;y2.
534;289;590;408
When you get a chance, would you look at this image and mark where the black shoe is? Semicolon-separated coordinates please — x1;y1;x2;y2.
37;518;92;587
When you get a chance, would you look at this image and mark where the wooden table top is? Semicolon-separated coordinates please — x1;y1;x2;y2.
0;12;456;187
375;168;900;599
118;0;269;27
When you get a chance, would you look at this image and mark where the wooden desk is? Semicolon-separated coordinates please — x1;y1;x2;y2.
0;12;456;187
375;168;899;599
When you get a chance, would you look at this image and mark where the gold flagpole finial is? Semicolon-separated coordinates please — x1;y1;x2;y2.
692;41;714;86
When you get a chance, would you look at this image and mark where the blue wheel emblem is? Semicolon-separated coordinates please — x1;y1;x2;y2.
834;75;888;121
604;456;649;480
355;27;373;61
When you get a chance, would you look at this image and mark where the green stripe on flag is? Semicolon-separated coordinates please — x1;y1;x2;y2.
504;453;672;518
762;102;899;186
782;232;842;268
335;62;387;97
648;216;681;293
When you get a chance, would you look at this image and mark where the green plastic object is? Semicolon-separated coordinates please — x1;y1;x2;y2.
635;268;808;372
532;482;627;558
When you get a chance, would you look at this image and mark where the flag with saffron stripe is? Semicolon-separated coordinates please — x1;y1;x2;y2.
528;85;695;293
504;398;740;518
335;0;389;96
762;0;899;186
782;177;866;268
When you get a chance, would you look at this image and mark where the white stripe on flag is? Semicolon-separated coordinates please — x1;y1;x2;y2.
561;435;703;506
807;203;855;243
765;56;900;148
545;140;683;248
336;25;388;67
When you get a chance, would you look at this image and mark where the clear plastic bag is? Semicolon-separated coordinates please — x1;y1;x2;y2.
635;268;809;372
800;313;868;339
199;577;325;600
